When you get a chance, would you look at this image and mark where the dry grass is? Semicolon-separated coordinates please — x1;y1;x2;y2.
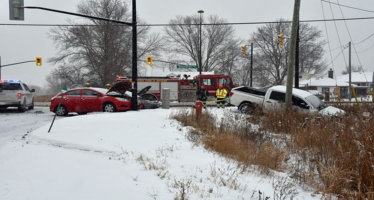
172;104;374;199
34;95;53;102
172;109;285;172
261;104;374;199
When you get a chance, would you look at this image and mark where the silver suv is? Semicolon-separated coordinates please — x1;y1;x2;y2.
0;80;35;112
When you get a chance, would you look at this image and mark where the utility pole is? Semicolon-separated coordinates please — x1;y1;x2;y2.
348;41;352;100
198;10;204;76
285;0;301;109
250;43;253;87
295;23;300;88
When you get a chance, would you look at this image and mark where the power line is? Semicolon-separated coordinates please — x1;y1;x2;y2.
355;33;374;45
358;43;374;53
327;0;348;68
336;0;364;74
1;16;374;27
329;32;374;50
321;0;374;14
321;1;336;73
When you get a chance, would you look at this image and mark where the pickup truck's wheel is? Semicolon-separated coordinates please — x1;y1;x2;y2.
238;102;255;114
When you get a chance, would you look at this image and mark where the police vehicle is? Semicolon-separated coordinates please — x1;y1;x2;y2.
0;79;35;111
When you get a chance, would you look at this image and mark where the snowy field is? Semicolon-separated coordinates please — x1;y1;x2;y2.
0;107;321;200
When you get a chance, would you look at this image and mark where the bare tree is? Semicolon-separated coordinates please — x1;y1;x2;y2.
250;20;326;86
164;15;236;72
216;38;242;77
341;65;364;75
48;0;162;89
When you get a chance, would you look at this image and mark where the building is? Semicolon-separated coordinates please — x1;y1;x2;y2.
299;69;374;99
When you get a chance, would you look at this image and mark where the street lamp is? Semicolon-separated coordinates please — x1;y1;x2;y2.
198;10;204;75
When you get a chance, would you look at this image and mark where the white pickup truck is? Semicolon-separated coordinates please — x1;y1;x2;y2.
229;85;344;116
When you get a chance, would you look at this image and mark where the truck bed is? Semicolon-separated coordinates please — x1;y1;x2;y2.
229;86;267;107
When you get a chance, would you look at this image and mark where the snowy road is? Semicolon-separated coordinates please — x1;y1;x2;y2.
0;107;55;145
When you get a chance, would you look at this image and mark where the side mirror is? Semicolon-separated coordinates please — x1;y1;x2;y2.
31;89;35;92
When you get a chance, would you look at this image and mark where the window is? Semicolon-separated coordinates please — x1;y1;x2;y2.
83;89;100;96
202;78;214;86
67;90;80;96
269;91;285;102
292;96;309;109
2;83;22;90
236;87;266;96
218;78;230;87
22;83;30;92
322;87;329;94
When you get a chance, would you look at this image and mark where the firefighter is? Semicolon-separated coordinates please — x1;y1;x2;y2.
105;83;112;89
85;82;91;87
216;84;228;108
198;85;208;108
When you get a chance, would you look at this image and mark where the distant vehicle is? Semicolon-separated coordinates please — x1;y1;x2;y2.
50;85;159;116
116;74;237;102
0;79;35;112
229;85;345;116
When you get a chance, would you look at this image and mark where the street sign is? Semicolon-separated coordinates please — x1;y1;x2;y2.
176;65;198;69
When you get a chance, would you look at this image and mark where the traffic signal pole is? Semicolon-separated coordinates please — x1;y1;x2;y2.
0;59;36;80
131;0;138;110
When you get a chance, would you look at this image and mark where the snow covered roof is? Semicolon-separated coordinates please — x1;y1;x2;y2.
299;77;351;87
166;71;215;80
299;71;373;87
142;65;214;80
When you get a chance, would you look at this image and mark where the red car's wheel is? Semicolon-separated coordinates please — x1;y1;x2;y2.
55;105;68;116
103;103;116;112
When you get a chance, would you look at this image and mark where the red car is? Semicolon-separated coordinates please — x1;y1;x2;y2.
50;87;141;116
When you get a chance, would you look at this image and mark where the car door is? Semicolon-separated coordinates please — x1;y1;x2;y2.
82;89;102;112
64;89;82;112
201;78;216;97
21;83;33;105
264;90;285;110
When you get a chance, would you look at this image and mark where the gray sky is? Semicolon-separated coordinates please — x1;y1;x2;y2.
1;0;374;87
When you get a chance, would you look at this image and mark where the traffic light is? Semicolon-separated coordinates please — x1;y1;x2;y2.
278;33;284;48
35;57;42;67
9;0;24;20
241;45;247;56
146;55;153;66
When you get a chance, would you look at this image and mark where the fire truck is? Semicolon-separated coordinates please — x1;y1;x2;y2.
116;74;236;102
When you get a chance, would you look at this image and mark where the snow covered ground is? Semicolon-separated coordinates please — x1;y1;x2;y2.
0;107;321;200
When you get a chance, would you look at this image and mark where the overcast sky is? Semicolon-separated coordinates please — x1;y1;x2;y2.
1;0;374;87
